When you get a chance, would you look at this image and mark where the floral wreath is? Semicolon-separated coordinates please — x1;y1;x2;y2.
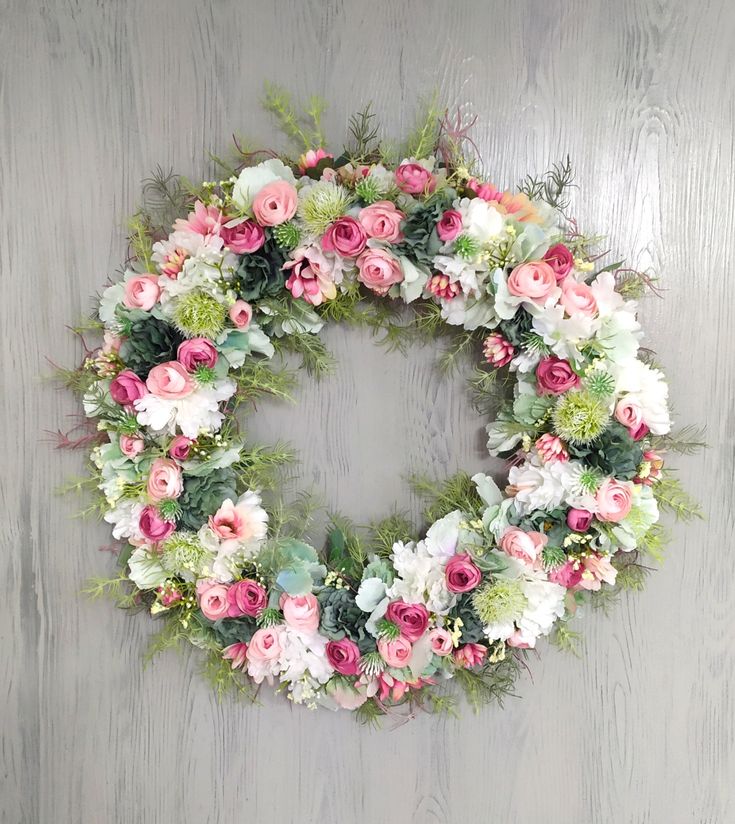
60;89;700;723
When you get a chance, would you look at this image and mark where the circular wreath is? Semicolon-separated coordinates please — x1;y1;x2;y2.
64;90;697;723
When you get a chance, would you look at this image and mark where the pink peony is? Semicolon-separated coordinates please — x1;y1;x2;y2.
298;148;333;174
428;628;454;657
507;261;558;302
536;433;569;463
138;505;175;543
561;279;598;317
499;527;547;566
377;636;413;668
177;338;218;372
567;508;594;532
543;243;575;283
385;600;429;641
483;333;515;368
145;361;195;400
453;643;487;669
445;554;482;593
226;579;267;618
394;162;436;195
174;201;223;238
357;201;404;242
247;626;284;662
356;248;403;295
110;370;147;406
436;209;463;242
280;593;320;634
229;299;253;329
596;478;634;522
220;219;265;254
549;559;583;588
322;216;367;257
119;434;144;458
146;457;183;501
325;638;361;675
197;580;230;620
222;642;249;670
252;180;298;226
536;356;580;395
168;435;192;461
123;275;161;311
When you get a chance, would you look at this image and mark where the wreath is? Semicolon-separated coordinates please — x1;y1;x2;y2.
60;88;701;723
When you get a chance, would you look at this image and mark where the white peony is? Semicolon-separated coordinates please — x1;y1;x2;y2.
457;197;504;244
387;540;455;614
104;499;144;542
231;158;296;210
134;378;236;439
278;628;333;696
508;456;577;515
424;510;462;559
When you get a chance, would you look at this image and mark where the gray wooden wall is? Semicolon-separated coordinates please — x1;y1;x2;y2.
2;1;733;821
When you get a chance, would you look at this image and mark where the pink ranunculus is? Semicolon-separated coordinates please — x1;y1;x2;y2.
168;435;192;461
123;275;161;311
357;201;405;242
119;434;144;458
220;219;265;254
543;243;575;283
445;554;482;593
356;248;404;295
436;209;463;242
229;299;253;329
280;593;320;634
110;370;147;406
377;635;413;668
325;638;361;675
222;642;249;670
453;643;487;669
146;457;183;502
549;559;583;588
536;433;569;463
145;361;195;400
567;508;594;532
226;579;267;618
506;629;531;649
252;180;298;226
536;356;580;395
138;505;175;543
197;580;231;621
483;333;515;368
298;148;333;174
629;421;650;441
615;397;643;430
596;478;634;522
247;626;284;662
177;338;218;372
428;628;454;657
385;600;429;642
395;162;436;195
322;216;367;257
507;261;558;302
561;279;598;317
500;527;547;566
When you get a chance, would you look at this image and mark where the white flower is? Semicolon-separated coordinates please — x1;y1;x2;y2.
613;359;671;435
355;577;387;612
159;247;237;303
457;197;504;244
104;499;144;542
99;283;125;324
531;304;597;362
231;158;296;209
608;484;660;551
134;378;236;439
432;253;484;296
440;293;498;330
277;628;333;692
387;540;455;614
508;456;578;515
398;256;429;303
424;510;462;559
128;546;168;590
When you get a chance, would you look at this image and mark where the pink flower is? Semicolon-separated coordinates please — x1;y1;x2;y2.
561;279;598;317
636;450;663;486
252;180;298;226
377;636;413;668
146;457;183;501
322;216;367;257
445;554;482;593
578;553;617;591
138;505;175;543
536;356;580;395
466;179;502;201
427;274;460;300
483;333;515;368
629;421;650;441
436;209;463;242
197;580;230;620
247;626;284;662
507;261;558;303
499;527;547;566
145;361;195;400
507;630;531;649
325;638;361;675
536;433;569;463
119;434;144;458
567;508;594;532
280;593;320;634
615;397;643;431
453;643;487;669
208;498;267;546
158;246;188;279
549;559;583;588
229;299;253;329
123;275;161;311
110;370;147;406
222;642;249;670
298;148;333;174
220;219;265;254
543;243;575;283
226;579;267;618
283;245;338;306
385;600;429;641
358;201;404;242
428;628;454;657
174;201;223;238
168;435;192;461
394;162;436;195
326;679;368;710
596;478;634;522
356;248;403;295
177;338;218;372
467;181;541;223
102;331;123;354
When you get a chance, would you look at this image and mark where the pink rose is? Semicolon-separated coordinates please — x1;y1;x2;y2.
123;275;161;311
499;527;547;566
567;508;593;532
322;216;367;257
168;435;192;461
147;457;183;501
385;600;429;642
229;300;253;330
110;370;147;406
394;162;436;195
197;580;230;621
436;209;463;242
536;356;580;395
549;559;583;588
226;579;267;618
358;201;404;242
629;421;650;441
145;361;195;400
280;593;320;634
507;261;558;302
220;219;265;254
543;243;575;283
252;180;298;226
561;279;597;317
356;248;404;295
177;338;218;372
247;627;284;662
325;638;361;675
453;643;487;669
596;478;634;522
445;554;482;593
615;397;643;431
138;505;175;543
377;636;413;668
119;434;144;458
428;628;453;657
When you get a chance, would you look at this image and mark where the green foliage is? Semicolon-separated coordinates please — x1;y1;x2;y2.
231;360;297;407
438;330;481;374
234;442;295;492
550;622;582;657
637;522;669;564
410;471;483;523
568;421;643;480
140;165;192;234
650;424;707;456
233;237;288;301
653;472;703;521
82;572;139;609
450;593;487;644
262;83;327;150
345;103;381;164
118;314;184;378
369;512;415;557
201;648;257;702
451;656;521;712
404;93;442;159
355;698;386;728
127;212;155;270
518;156;575;210
542;545;568;570
173;292;227;339
178;468;238;530
318;586;369;646
325;514;366;581
272;330;335;376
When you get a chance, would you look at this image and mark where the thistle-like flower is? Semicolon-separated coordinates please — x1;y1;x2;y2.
298;181;352;235
160;531;209;576
354;175;382;204
472;579;527;626
552;390;610;445
273;221;301;250
453;232;480;260
173;292;226;338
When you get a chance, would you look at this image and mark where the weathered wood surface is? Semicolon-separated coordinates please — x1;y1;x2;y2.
1;0;733;821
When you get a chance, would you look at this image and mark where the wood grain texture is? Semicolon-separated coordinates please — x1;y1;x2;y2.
1;0;733;821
